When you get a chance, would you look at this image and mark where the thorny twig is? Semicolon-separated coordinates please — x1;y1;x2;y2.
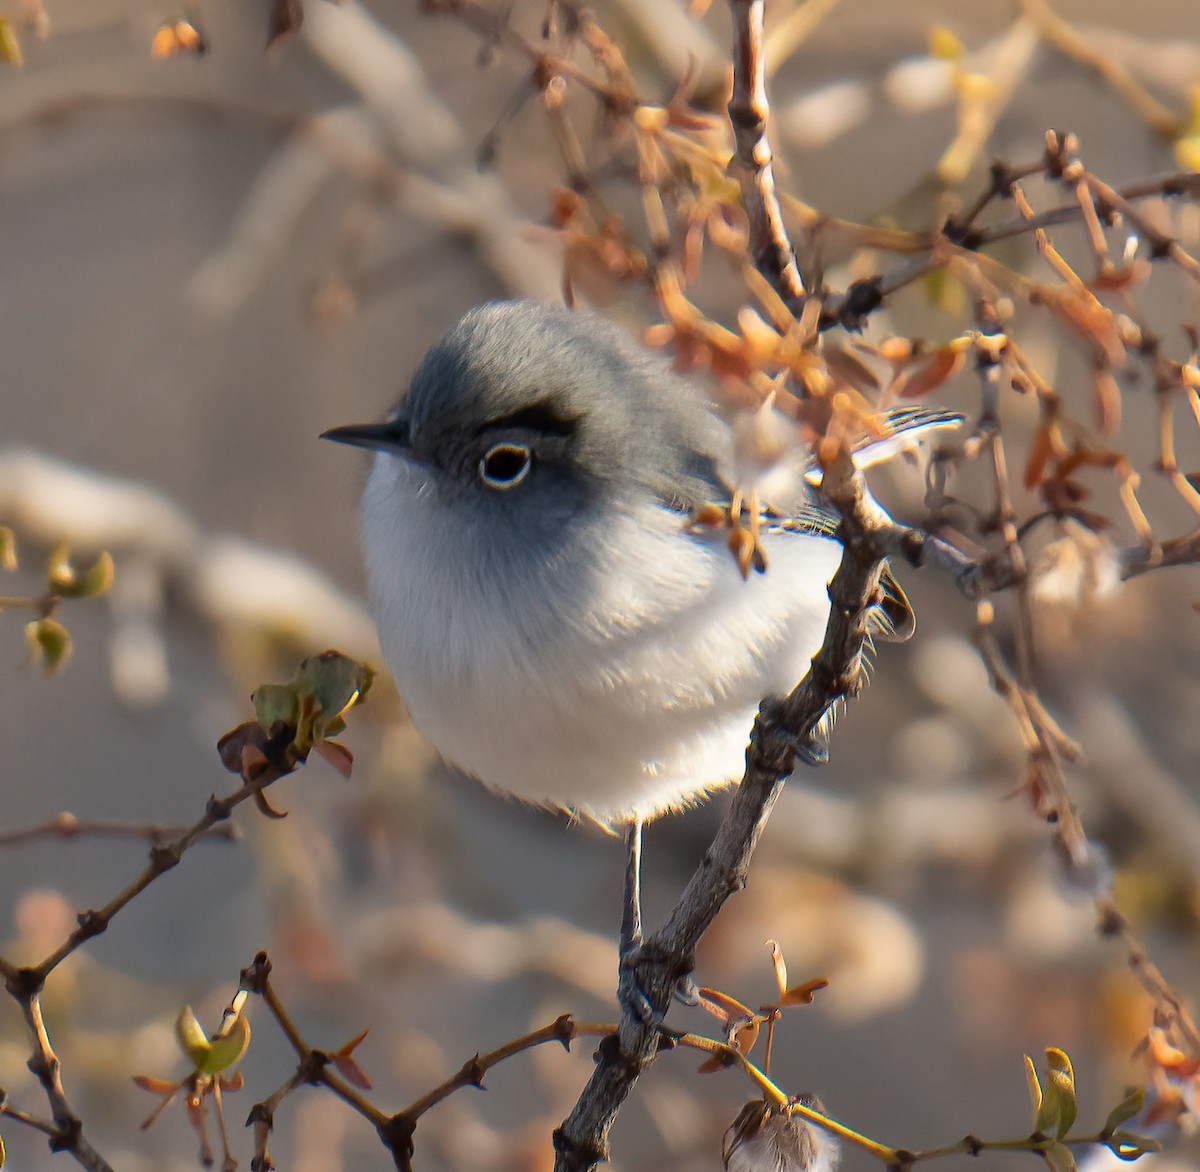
0;702;335;1168
0;812;239;850
2;993;115;1171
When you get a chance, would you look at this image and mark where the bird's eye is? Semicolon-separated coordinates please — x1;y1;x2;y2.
479;442;532;490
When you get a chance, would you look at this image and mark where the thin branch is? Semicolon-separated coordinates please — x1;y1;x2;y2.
0;811;238;850
818;169;1200;329
1097;900;1200;1054
1082;170;1200;283
972;170;1200;248
554;443;893;1170
0;719;302;988
727;0;805;304
400;1015;596;1122
0;1101;58;1137
1117;531;1200;581
18;993;114;1171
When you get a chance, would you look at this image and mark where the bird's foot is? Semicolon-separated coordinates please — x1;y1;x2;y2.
795;726;830;767
618;945;700;1024
618;948;656;1024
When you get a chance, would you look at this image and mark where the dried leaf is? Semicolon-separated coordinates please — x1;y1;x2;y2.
241;743;272;783
895;346;965;400
217;722;270;776
1044;287;1125;368
1147;1026;1200;1078
697;987;756;1025
778;977;829;1007
313;739;355;778
253;787;289;819
665;103;725;133
132;1074;181;1095
133;1075;184;1130
767;939;788;996
731;1017;760;1054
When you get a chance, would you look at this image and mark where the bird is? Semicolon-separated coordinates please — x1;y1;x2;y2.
323;300;953;830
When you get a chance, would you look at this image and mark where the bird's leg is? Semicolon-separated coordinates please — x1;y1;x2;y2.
795;724;830;767
617;816;656;1023
617;817;699;1021
619;815;643;955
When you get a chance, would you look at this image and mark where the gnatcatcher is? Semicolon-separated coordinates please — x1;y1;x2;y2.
323;301;953;830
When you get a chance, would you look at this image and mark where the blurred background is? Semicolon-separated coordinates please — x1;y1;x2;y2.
1;0;1199;1168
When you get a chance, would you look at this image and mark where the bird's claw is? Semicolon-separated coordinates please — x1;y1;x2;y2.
618;946;700;1023
795;726;829;767
618;951;657;1024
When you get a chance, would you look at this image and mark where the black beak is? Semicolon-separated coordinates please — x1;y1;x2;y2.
320;419;410;453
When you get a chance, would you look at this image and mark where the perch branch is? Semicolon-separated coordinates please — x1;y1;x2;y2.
727;0;805;305
553;445;891;1170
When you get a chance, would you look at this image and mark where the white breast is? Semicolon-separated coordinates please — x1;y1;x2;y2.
361;453;840;825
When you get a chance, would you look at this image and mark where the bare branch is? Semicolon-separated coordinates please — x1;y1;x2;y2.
16;993;113;1171
0;811;238;850
727;0;805;304
554;446;894;1169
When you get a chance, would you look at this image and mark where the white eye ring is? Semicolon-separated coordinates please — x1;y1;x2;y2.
479;442;532;490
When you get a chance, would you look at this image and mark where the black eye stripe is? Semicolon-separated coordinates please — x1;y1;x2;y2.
478;401;580;439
